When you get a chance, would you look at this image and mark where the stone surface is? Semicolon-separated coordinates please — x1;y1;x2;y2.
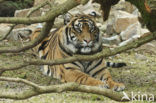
141;28;150;35
118;37;138;46
106;24;114;35
0;24;11;38
53;15;64;28
132;9;141;17
102;35;121;45
104;0;140;36
7;28;32;41
34;0;44;6
68;2;101;16
6;24;38;40
135;41;156;55
112;0;136;14
120;22;141;41
14;8;41;17
53;2;101;28
113;10;139;33
14;8;42;28
118;22;143;46
34;0;66;6
135;53;147;61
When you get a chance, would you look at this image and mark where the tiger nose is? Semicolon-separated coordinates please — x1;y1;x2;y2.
83;39;91;43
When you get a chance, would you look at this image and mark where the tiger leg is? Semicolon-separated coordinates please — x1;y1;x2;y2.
63;69;106;86
93;69;125;91
47;66;124;91
52;67;105;86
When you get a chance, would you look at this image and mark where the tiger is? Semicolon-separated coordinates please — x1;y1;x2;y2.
31;13;126;91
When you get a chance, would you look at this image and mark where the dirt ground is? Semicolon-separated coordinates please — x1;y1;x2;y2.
0;40;156;103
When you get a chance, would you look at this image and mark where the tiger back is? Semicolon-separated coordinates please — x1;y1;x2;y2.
31;14;126;91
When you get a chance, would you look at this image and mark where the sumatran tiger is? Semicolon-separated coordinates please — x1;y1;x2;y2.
31;13;126;91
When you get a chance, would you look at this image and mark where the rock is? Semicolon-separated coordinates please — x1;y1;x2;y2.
102;35;121;45
135;53;147;61
118;22;143;46
118;22;150;47
34;0;51;6
118;36;139;46
102;21;147;46
53;2;101;28
34;0;44;6
96;23;102;28
53;15;64;28
6;24;38;41
120;22;141;40
99;23;107;33
135;41;156;54
14;8;41;17
34;0;65;6
113;10;139;33
112;0;136;13
124;1;136;13
7;28;32;41
14;8;42;28
132;9;141;17
0;24;11;38
141;28;150;35
34;0;43;6
106;24;115;35
69;2;101;16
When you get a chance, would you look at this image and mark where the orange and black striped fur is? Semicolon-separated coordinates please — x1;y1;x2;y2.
31;14;126;91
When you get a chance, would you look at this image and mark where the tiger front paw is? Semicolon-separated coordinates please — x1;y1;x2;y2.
99;80;125;91
100;80;125;91
111;82;125;92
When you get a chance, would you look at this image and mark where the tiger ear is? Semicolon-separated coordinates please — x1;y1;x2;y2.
89;11;97;18
63;13;73;25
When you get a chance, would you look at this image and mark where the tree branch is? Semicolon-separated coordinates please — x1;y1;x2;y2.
0;62;28;76
0;24;16;41
26;0;51;17
0;0;155;102
0;0;89;24
0;21;53;54
0;77;155;102
0;32;155;74
0;77;41;90
26;32;156;66
0;0;89;54
0;1;53;41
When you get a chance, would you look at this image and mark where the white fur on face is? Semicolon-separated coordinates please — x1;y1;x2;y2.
81;41;93;47
61;20;102;54
81;47;91;54
62;30;78;54
92;34;102;52
62;28;102;54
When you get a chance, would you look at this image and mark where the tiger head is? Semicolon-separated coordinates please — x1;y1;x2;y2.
60;13;102;55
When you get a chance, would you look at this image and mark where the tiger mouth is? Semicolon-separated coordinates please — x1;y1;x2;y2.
82;46;91;49
76;44;94;48
74;43;95;54
80;47;91;54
